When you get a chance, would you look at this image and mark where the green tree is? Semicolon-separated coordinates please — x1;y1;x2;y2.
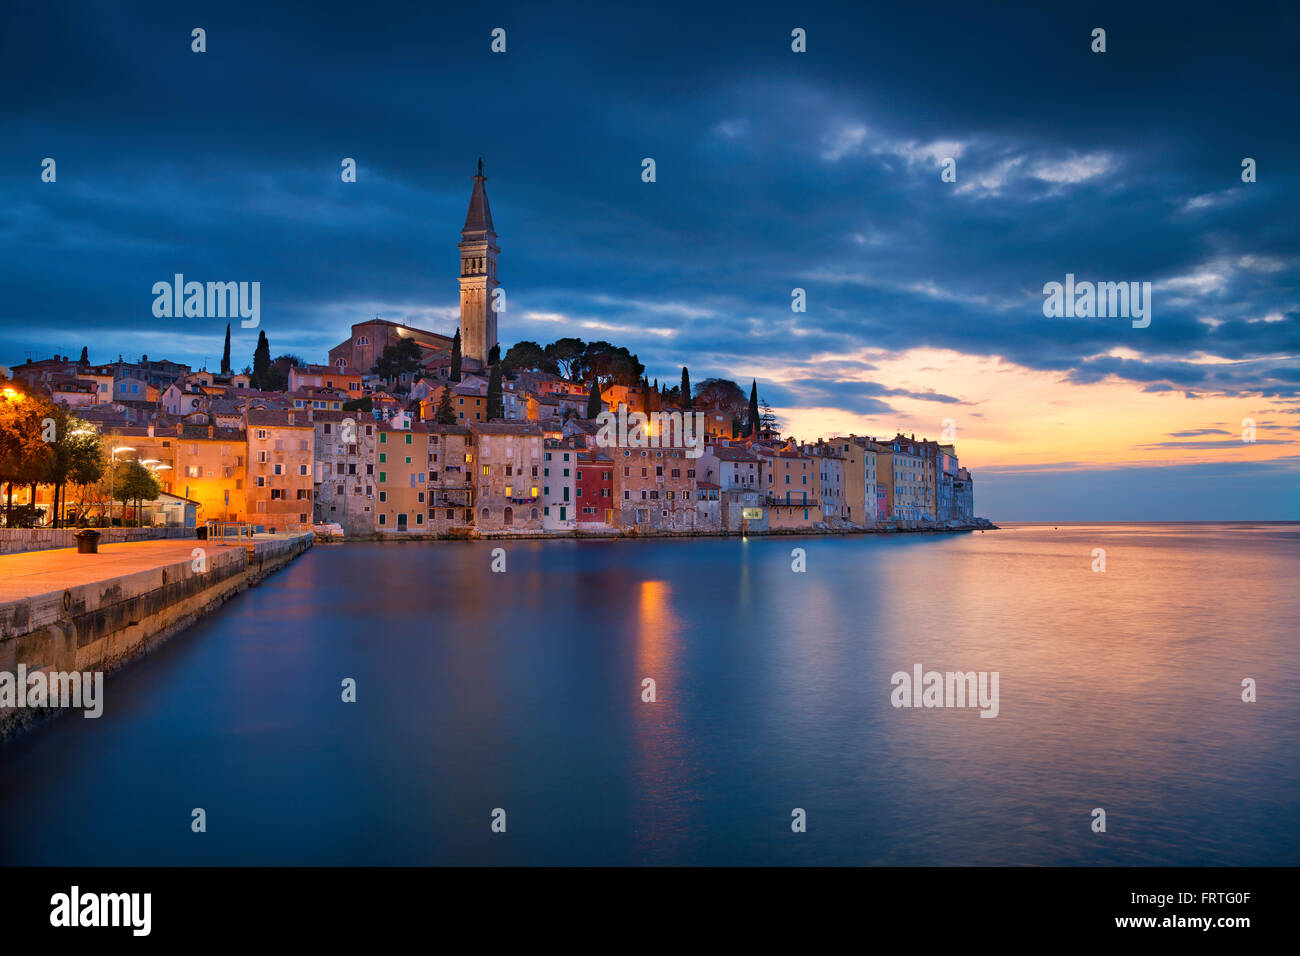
41;406;74;527
0;385;53;526
582;341;643;387
503;340;556;374
747;380;760;438
486;364;504;420
221;324;231;375
67;424;104;525
251;330;271;388
586;378;603;419
692;378;746;421
450;329;462;381
434;388;457;425
79;346;89;366
372;338;422;382
680;366;691;408
545;337;587;381
488;343;501;366
114;460;161;527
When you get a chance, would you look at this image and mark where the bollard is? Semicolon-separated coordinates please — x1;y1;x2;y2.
74;529;102;554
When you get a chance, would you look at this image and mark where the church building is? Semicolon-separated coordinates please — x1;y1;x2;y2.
457;158;500;371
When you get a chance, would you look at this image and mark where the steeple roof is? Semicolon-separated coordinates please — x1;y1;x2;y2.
461;157;496;240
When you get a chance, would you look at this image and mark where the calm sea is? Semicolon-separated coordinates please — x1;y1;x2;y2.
2;523;1297;865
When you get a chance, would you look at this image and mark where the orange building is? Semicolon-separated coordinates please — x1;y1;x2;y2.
756;445;821;529
245;408;314;530
103;422;247;523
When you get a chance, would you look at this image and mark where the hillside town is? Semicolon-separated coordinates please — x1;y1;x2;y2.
0;162;981;539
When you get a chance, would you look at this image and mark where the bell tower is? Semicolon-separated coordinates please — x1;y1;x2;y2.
458;158;499;370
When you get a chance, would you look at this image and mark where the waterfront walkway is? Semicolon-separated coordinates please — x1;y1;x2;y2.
0;537;279;604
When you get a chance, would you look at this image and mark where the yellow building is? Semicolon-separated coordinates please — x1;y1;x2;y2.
829;435;879;528
373;420;430;532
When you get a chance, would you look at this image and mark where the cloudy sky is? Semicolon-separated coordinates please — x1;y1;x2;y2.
2;1;1297;518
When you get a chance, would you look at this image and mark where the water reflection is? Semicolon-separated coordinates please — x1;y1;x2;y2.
0;526;1295;865
631;579;691;860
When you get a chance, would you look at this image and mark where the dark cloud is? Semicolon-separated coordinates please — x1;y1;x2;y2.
1;0;1296;419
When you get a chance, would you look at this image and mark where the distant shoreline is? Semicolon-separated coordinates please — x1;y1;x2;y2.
321;521;1000;543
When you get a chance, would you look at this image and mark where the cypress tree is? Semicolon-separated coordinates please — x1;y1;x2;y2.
680;366;691;407
488;343;500;366
434;388;456;425
486;364;503;420
221;323;232;375
747;379;760;438
586;377;603;419
450;329;462;381
252;330;271;389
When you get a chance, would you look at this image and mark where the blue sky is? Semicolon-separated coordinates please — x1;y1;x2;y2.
2;0;1297;518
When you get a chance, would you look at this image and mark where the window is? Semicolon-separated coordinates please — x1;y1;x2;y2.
379;472;386;483
379;514;386;525
379;491;387;502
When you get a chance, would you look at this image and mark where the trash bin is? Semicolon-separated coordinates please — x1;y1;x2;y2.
75;529;102;554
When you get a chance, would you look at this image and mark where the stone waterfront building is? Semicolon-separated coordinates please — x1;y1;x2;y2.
471;422;544;531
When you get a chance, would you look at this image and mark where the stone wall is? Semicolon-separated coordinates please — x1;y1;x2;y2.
0;533;311;736
0;527;196;556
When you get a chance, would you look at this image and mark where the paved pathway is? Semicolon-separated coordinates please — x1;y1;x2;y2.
0;539;242;603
